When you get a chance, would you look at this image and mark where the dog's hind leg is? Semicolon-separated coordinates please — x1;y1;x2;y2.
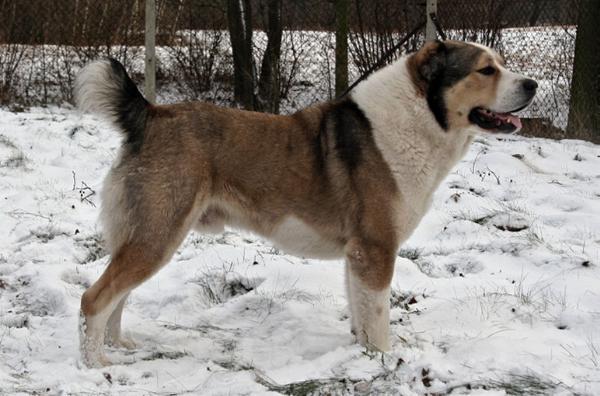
345;264;358;336
80;220;195;367
345;238;396;352
80;181;203;367
104;292;135;349
80;240;171;366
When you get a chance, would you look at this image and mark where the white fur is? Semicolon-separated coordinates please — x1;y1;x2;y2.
349;47;534;351
352;58;473;241
270;216;343;259
493;67;531;112
100;160;134;254
350;58;469;352
79;294;125;368
346;268;391;351
74;59;123;127
105;293;136;349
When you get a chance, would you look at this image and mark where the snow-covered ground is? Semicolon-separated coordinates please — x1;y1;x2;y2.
0;106;599;395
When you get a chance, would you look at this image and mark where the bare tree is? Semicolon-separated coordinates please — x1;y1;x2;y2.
227;0;255;109
0;1;26;104
567;0;600;143
256;0;283;113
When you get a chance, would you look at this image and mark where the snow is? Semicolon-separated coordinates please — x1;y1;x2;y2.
0;106;599;395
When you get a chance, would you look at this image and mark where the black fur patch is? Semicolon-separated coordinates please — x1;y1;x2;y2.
325;98;373;171
108;59;149;153
425;43;482;130
312;119;328;174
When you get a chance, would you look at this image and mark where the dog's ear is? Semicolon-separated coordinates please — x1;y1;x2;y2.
418;40;447;81
408;40;447;93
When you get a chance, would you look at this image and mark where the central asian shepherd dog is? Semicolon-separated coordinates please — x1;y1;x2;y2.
75;40;537;367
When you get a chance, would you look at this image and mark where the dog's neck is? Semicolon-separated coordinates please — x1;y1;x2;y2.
352;57;474;214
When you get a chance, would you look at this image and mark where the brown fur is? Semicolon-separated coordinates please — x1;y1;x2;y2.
80;100;400;358
407;40;441;96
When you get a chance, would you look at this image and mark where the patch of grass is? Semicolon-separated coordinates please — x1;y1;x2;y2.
0;134;29;169
192;263;263;306
1;151;28;169
60;268;91;288
141;350;187;361
76;233;108;264
586;335;599;368
390;289;423;310
28;225;69;243
487;372;565;395
0;313;30;328
254;372;352;396
397;247;422;261
14;287;66;317
0;134;17;149
214;359;254;371
471;215;493;225
494;223;529;232
465;276;567;322
253;281;317;316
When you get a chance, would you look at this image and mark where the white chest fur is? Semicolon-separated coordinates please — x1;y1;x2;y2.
352;58;473;239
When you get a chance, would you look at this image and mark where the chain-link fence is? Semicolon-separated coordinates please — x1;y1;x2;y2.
440;0;580;138
0;0;590;139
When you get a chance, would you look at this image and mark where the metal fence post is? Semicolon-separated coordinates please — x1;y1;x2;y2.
425;0;437;41
335;0;349;97
145;0;156;103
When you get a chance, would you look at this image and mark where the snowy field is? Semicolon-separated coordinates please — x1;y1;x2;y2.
1;104;599;395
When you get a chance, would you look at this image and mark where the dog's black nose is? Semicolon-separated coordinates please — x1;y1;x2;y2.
522;79;538;92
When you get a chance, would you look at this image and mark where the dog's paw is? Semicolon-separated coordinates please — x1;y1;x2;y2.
356;329;391;352
106;335;137;350
82;352;112;368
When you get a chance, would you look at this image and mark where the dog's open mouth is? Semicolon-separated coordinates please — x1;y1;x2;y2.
468;107;524;133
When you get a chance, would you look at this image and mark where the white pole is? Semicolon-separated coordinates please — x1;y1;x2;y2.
145;0;156;103
426;0;437;41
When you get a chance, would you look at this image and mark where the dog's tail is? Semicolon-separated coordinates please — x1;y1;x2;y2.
74;58;149;143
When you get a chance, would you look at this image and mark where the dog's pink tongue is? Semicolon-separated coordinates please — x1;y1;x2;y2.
499;113;522;130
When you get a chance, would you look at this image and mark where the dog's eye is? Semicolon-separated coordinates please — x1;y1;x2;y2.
477;66;496;76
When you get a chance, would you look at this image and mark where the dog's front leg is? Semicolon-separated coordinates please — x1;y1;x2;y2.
345;238;395;351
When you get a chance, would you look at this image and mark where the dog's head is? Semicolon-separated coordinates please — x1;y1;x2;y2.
408;40;537;134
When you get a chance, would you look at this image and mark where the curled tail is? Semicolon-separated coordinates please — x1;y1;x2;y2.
74;58;149;149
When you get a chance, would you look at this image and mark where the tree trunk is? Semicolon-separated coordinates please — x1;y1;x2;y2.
335;0;349;97
227;0;254;110
567;0;600;143
528;0;546;26
257;0;283;113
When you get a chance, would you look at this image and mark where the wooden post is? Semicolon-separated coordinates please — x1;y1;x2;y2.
426;0;437;41
335;0;349;97
145;0;156;103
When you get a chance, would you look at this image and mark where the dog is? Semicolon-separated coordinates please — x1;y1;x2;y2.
75;40;537;367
